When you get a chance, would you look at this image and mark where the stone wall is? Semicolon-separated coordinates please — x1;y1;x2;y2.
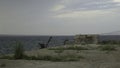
74;34;98;44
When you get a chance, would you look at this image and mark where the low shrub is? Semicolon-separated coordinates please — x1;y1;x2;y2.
13;42;25;59
48;47;65;50
99;45;117;51
20;54;81;62
49;55;81;62
54;50;64;56
48;46;88;50
69;46;88;50
1;43;84;62
0;55;13;59
0;54;83;62
0;63;6;67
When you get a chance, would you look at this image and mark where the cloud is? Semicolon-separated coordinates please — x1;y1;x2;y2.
51;0;120;19
113;0;120;6
51;4;65;11
51;0;120;12
54;10;114;19
113;0;120;2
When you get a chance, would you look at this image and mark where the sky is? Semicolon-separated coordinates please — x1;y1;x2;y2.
0;0;120;35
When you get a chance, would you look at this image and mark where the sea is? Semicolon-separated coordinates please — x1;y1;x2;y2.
0;35;74;54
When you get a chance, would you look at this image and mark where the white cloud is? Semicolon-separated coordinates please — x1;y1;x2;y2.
113;0;120;6
51;4;65;11
51;0;120;12
51;0;120;19
54;10;114;19
113;0;120;2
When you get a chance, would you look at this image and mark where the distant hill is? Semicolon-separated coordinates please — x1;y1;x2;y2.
101;31;120;35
